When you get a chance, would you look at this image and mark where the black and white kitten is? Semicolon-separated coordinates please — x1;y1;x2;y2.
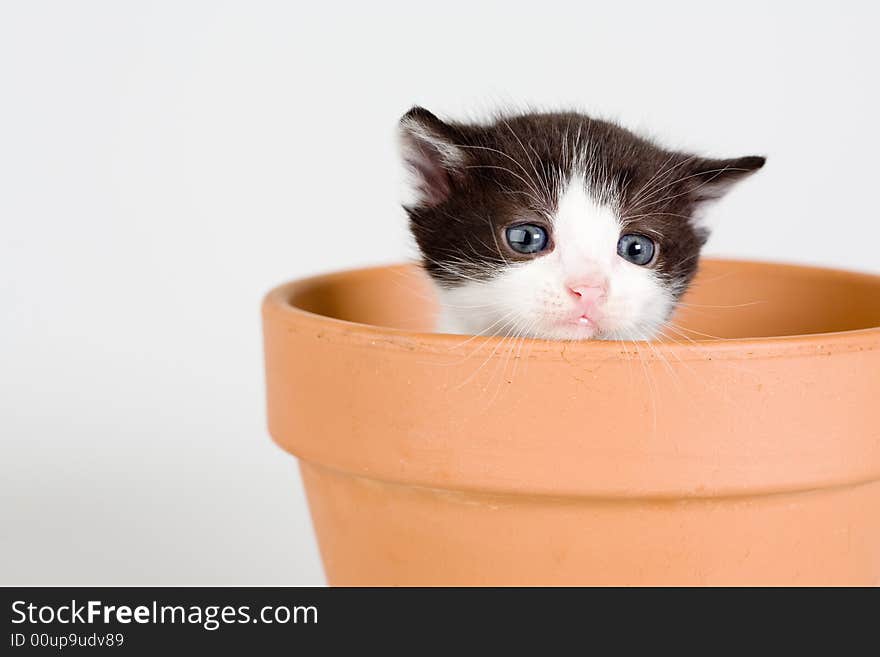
398;107;765;340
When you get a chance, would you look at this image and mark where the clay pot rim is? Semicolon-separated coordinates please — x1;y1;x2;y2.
263;257;880;360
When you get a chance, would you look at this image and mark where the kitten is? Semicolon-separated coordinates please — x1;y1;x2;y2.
398;107;765;341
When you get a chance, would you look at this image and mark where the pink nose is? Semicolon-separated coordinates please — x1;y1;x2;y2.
568;284;607;309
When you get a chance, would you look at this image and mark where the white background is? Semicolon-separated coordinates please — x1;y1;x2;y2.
2;1;878;584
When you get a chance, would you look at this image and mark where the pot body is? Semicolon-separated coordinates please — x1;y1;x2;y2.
263;260;880;585
300;463;879;586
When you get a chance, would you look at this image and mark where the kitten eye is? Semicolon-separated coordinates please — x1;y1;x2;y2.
505;224;549;254
617;233;656;266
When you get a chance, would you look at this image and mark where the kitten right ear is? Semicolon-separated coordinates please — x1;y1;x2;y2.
398;107;465;208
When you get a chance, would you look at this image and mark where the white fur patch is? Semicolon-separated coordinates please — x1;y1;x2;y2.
436;175;673;341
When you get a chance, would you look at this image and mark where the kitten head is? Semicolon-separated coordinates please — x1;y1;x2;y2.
398;107;765;340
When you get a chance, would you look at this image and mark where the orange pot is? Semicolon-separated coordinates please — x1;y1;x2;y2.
262;259;880;585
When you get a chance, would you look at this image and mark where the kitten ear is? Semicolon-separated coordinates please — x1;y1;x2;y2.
688;155;766;204
398;106;466;208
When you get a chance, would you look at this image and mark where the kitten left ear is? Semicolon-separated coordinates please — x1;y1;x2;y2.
688;155;766;203
398;106;466;208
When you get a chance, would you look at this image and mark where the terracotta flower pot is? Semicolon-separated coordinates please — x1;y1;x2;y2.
262;259;880;585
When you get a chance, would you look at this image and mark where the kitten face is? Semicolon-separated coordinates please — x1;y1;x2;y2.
399;107;765;340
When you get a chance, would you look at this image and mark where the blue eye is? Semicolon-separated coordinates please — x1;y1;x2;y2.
506;224;549;254
617;234;656;265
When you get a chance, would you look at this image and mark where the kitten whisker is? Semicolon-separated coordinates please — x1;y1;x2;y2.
675;300;766;310
463;164;548;209
632;166;757;214
629;154;699;208
456;142;544;200
501;119;552;205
